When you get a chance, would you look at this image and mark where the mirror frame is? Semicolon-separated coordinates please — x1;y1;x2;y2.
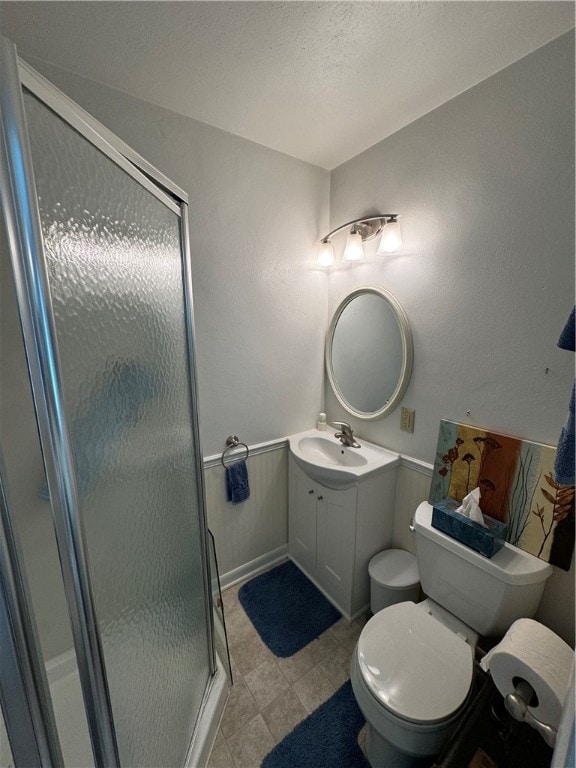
325;286;413;421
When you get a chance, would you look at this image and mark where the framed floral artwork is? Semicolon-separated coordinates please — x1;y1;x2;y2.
429;420;575;570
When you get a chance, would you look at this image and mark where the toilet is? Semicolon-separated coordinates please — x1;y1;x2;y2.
351;501;553;767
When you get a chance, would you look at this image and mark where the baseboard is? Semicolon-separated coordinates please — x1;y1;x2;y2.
350;604;370;622
220;545;288;590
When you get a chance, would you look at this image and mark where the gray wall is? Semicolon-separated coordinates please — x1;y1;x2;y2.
327;32;575;463
2;32;574;660
1;61;329;659
327;31;575;645
30;58;330;458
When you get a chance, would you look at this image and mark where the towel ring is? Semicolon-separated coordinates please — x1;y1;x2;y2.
221;435;250;468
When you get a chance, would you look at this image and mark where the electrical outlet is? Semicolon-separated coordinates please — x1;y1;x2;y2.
400;407;415;433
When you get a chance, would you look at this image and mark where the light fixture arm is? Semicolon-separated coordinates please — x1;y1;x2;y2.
321;215;399;243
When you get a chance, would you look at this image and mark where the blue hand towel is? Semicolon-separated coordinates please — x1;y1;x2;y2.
225;459;250;504
554;307;575;486
558;306;575;352
554;384;575;486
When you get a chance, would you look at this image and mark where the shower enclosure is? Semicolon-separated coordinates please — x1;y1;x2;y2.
0;37;224;766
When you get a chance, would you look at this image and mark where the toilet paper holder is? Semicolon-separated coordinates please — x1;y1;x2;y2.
505;679;557;748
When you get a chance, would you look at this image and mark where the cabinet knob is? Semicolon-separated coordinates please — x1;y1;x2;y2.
317;495;323;501
308;489;315;495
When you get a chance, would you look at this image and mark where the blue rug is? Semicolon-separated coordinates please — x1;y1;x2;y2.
262;681;369;768
238;560;341;657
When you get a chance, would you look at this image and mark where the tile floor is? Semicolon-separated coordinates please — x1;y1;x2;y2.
206;572;368;768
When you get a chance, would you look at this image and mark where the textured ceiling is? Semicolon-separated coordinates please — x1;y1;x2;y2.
1;1;574;169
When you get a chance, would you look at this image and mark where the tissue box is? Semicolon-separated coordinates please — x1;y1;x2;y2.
431;498;508;558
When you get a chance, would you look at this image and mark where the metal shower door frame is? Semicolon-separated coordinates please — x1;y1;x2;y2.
0;35;215;767
0;448;64;767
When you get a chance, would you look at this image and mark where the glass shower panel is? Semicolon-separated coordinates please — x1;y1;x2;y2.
208;530;233;683
1;211;91;766
22;91;211;767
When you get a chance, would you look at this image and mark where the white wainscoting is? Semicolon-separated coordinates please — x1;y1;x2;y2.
204;440;289;588
203;441;433;590
391;457;434;555
203;443;574;645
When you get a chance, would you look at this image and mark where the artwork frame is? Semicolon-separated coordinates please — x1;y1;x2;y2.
429;420;575;571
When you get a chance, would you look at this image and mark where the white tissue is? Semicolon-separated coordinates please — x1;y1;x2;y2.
481;618;574;730
456;487;486;526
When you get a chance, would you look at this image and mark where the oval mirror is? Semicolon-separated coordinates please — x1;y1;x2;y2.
326;286;413;420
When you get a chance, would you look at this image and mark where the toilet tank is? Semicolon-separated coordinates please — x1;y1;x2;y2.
413;502;553;637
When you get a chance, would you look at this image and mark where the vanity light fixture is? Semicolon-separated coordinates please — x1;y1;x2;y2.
318;215;402;267
343;227;365;262
377;217;403;254
317;239;336;267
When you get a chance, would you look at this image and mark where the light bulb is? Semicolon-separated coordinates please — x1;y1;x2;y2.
317;240;335;267
377;219;403;254
343;231;365;262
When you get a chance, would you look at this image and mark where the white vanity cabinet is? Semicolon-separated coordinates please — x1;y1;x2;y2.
288;455;398;621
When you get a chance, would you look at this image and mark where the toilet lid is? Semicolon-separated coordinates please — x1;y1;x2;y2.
357;602;473;723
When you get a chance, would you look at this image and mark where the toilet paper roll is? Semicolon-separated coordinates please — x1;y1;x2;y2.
481;618;574;729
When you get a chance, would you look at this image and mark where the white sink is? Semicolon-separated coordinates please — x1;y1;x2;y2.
288;428;400;488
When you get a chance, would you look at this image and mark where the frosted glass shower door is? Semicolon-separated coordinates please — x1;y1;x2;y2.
17;88;212;767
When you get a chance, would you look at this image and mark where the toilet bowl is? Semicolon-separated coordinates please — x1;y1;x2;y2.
351;601;475;766
351;501;553;767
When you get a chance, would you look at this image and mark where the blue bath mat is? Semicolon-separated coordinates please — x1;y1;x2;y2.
238;560;341;657
261;680;369;768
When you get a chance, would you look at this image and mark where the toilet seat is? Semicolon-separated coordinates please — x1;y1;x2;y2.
357;601;473;724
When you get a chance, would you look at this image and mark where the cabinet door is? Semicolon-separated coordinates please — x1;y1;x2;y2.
288;460;317;575
316;485;357;609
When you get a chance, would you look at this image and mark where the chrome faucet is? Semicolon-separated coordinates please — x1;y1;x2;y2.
331;421;361;448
